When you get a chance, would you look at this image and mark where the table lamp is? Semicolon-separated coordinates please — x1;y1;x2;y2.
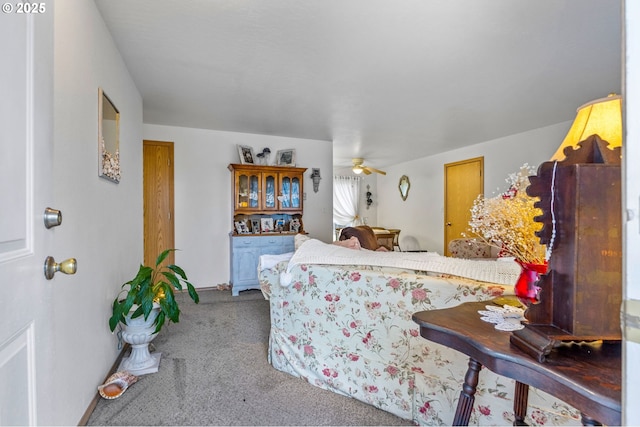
551;94;622;161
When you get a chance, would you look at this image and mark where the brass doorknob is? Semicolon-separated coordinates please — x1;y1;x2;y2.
44;256;77;280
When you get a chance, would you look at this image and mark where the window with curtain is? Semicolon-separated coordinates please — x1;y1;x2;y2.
333;176;361;239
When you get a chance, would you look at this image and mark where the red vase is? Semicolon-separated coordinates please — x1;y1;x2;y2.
514;261;547;305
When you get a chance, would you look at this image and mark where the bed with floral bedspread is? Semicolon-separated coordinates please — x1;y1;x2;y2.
258;239;580;426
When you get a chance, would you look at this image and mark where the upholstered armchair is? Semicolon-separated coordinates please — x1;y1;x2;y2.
339;225;385;251
448;238;499;259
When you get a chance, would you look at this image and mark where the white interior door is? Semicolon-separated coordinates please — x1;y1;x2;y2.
0;8;55;425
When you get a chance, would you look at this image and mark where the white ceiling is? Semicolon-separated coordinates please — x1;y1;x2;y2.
94;0;622;169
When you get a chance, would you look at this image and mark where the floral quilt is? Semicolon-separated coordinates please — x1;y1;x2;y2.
259;261;580;426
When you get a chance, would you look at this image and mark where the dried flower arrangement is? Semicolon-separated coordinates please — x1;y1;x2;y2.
101;137;121;182
467;164;546;264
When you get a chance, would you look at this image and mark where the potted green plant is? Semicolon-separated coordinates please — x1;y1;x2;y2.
109;249;199;375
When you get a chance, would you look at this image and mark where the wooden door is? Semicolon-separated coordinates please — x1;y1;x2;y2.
444;157;484;256
143;140;175;267
0;10;55;424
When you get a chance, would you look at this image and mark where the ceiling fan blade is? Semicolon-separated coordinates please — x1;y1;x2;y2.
367;166;386;175
352;158;386;175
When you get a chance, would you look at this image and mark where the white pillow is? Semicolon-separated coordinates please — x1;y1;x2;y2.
294;234;312;250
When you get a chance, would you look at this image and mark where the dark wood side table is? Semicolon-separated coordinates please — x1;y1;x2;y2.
412;300;621;426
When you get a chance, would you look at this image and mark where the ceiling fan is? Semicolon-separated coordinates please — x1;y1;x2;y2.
352;158;386;175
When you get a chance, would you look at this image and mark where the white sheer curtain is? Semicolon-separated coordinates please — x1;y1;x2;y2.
333;175;361;228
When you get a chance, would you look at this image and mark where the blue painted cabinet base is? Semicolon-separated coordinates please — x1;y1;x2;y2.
230;234;294;296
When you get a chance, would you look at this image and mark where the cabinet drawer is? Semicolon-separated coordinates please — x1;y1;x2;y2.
233;235;294;249
231;236;262;249
282;240;295;253
268;235;294;251
262;236;284;247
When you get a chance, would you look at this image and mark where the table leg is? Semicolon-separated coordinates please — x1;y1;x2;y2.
453;358;482;426
513;381;529;426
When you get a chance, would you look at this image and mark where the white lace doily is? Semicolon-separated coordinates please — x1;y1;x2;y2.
478;304;525;331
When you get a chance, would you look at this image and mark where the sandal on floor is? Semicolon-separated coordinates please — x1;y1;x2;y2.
97;371;138;399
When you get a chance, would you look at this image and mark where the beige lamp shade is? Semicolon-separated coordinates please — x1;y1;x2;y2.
551;94;622;161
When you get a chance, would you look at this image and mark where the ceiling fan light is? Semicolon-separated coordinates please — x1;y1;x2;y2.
352;165;363;174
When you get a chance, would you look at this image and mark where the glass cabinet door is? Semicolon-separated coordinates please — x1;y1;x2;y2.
233;166;303;217
249;174;259;208
263;172;277;210
236;172;260;210
280;176;291;208
237;174;249;208
278;172;303;211
290;176;300;208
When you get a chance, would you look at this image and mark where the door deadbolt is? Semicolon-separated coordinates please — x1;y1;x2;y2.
44;256;77;280
44;207;62;229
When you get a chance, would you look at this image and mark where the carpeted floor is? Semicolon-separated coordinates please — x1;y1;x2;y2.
86;289;414;426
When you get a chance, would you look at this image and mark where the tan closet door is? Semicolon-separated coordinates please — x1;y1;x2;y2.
143;140;175;266
444;157;484;256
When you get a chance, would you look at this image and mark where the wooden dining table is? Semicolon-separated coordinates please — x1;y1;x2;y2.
372;227;400;251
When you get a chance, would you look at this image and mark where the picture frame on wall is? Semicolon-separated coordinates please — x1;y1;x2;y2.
276;149;296;166
261;218;274;233
237;145;255;164
98;87;121;183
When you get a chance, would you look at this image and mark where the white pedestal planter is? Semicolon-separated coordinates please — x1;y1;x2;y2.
117;306;162;375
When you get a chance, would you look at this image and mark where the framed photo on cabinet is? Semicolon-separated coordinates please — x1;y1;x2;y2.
290;218;301;233
276;149;296;166
261;218;274;233
234;220;250;234
237;145;255;164
250;219;261;234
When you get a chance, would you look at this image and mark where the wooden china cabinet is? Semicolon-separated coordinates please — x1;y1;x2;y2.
228;164;307;296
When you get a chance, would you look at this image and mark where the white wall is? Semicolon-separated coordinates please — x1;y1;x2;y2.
358;174;379;227
143;124;333;287
375;122;571;253
53;1;143;424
